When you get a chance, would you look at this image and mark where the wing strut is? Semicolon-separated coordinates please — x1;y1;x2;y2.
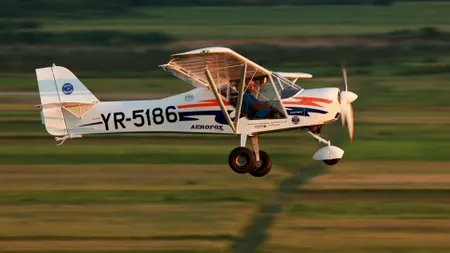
233;63;247;130
204;68;237;133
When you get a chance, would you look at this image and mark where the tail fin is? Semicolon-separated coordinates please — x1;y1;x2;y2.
36;64;99;137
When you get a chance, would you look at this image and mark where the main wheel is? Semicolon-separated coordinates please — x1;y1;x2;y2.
324;159;340;166
250;150;272;177
228;147;256;174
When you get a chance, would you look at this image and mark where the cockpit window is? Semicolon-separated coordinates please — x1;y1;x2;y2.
271;73;302;98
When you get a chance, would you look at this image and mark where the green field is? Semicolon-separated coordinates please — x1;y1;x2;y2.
2;72;449;252
2;1;450;253
4;2;450;77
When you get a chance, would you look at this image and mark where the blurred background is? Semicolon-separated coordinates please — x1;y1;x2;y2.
1;0;450;252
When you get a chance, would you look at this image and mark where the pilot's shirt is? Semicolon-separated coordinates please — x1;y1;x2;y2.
242;92;269;118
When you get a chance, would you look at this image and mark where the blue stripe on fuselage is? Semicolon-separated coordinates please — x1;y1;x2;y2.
286;107;327;116
179;110;235;125
79;121;103;127
178;107;326;125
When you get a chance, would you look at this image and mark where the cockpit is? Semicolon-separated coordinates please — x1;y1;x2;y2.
159;47;306;122
220;72;302;120
272;72;303;99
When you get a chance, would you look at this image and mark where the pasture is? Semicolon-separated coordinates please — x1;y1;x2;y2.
1;1;450;252
1;72;449;252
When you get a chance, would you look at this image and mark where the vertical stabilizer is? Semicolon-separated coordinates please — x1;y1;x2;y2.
36;65;99;137
51;65;99;103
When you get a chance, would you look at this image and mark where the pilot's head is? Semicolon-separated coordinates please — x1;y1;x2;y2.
246;79;256;93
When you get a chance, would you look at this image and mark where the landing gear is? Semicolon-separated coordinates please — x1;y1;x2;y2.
228;134;272;177
324;159;340;166
308;131;344;166
250;150;272;177
228;147;256;174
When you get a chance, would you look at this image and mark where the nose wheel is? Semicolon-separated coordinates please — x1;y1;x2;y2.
228;134;272;177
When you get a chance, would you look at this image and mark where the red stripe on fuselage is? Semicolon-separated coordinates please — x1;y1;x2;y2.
282;97;332;108
178;99;231;109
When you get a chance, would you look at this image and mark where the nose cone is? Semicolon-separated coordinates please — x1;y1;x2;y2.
341;91;358;104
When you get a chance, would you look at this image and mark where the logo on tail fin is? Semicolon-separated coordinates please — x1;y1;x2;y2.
62;83;74;95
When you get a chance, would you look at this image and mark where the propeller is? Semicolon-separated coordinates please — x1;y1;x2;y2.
339;66;358;142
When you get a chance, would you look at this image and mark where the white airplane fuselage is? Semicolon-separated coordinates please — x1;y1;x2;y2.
54;86;341;137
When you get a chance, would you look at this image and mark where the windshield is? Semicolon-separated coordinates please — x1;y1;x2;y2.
270;72;303;99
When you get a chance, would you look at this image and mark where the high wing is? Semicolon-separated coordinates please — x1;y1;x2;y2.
275;72;313;83
159;47;304;92
159;47;303;133
159;47;273;89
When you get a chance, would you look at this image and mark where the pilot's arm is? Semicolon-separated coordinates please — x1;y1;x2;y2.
252;101;267;111
243;93;267;111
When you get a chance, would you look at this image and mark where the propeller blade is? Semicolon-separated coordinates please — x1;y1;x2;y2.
338;67;357;141
340;96;347;128
342;66;348;91
346;104;354;142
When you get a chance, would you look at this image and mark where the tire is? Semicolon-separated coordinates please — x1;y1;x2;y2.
250;150;272;177
324;159;340;166
228;147;256;174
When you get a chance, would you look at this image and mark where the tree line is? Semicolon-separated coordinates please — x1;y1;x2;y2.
1;43;447;76
4;0;449;18
1;0;399;18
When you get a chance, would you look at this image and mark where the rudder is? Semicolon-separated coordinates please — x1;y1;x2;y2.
36;64;99;137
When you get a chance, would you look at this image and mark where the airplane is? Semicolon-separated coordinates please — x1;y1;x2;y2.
35;47;358;177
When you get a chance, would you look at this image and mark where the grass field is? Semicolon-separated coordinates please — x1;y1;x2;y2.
1;72;449;252
1;2;450;253
257;69;450;253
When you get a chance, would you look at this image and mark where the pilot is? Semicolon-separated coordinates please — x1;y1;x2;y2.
242;78;271;119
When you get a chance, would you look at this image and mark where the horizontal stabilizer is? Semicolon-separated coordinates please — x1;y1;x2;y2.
62;102;96;119
36;102;97;119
